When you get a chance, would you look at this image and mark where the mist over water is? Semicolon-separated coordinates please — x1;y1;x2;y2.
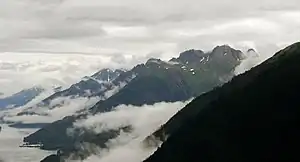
0;125;53;162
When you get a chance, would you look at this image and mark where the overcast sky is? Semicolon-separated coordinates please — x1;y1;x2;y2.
1;0;300;95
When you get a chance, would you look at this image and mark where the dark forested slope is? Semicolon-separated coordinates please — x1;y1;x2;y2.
144;42;300;162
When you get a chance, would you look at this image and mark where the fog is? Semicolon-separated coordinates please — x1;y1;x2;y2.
0;78;131;125
1;96;100;124
234;48;270;75
0;125;54;162
70;100;192;162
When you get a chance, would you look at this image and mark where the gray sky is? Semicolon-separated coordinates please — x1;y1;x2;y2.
1;0;300;95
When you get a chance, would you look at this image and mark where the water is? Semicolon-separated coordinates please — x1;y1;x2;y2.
0;125;54;162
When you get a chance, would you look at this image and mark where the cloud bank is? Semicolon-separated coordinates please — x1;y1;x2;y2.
1;96;100;124
1;0;300;95
70;100;192;162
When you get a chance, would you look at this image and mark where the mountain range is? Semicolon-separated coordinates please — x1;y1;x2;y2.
36;42;300;162
143;42;300;162
16;68;126;117
23;45;245;160
0;87;44;110
42;68;126;101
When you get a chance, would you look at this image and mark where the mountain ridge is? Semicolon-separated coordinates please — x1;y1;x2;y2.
16;68;126;117
25;45;245;161
0;86;45;110
143;42;300;162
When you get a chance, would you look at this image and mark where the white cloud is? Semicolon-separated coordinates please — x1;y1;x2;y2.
102;25;149;38
1;96;100;124
1;0;299;57
1;1;299;161
234;52;264;75
103;82;127;99
1;0;300;96
72;100;192;162
278;11;300;24
82;134;156;162
234;43;295;75
0;52;142;96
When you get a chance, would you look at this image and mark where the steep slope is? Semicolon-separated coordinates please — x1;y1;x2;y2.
26;45;243;156
0;87;44;109
144;42;300;162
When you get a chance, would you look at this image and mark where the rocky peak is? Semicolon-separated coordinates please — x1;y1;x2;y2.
212;45;234;55
177;49;205;63
91;68;125;82
211;45;244;61
19;86;44;95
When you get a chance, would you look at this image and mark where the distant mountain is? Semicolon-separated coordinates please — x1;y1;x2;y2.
27;45;245;161
90;68;126;82
0;87;44;109
143;42;300;162
39;68;125;105
17;68;126;116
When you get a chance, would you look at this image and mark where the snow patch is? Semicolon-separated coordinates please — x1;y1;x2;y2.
200;57;205;62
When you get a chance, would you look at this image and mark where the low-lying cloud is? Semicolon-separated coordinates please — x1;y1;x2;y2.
1;96;100;124
71;99;192;162
234;49;263;75
234;43;291;75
